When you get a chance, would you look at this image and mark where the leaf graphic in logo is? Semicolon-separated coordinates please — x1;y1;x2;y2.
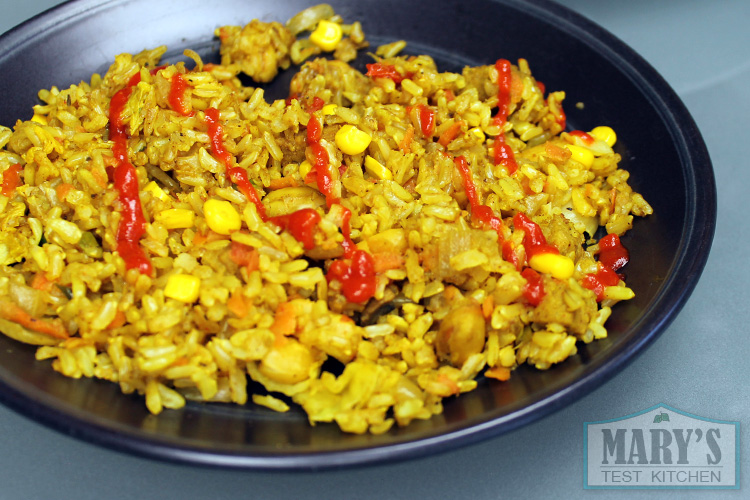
653;412;670;424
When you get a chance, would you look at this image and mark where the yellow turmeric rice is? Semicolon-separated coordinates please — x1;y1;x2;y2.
0;6;652;434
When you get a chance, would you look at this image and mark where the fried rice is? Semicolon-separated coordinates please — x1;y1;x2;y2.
0;5;652;434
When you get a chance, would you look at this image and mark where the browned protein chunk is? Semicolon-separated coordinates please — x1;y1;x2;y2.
217;20;296;82
531;278;596;335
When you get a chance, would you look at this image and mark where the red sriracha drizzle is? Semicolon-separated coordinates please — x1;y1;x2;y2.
109;84;152;275
306;115;337;209
521;268;545;306
168;73;193;116
491;59;518;175
305;115;375;303
205;105;336;288
512;212;564;306
327;250;376;304
454;156;504;235
512;212;559;259
582;233;630;301
569;130;594;145
598;233;629;271
417;104;435;137
582;265;620;301
204;107;267;221
270;208;321;250
455;155;552;303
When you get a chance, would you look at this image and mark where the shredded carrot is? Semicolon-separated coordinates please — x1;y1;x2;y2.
372;252;404;273
436;374;461;395
268;177;299;190
438;121;464;147
443;285;459;301
206;230;229;243
510;68;525;104
55;182;75;201
444;89;456;102
520;175;534;195
270;302;297;337
192;232;207;246
91;167;108;189
399;125;415;153
1;164;23;196
229;241;259;272
481;295;494;320
545;142;570;162
31;273;54;292
226;290;250;318
0;300;69;340
106;309;127;330
485;366;511;381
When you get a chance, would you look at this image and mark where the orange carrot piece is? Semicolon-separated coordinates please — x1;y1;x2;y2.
1;164;23;196
372;252;404;273
481;295;494;320
436;374;461;395
0;300;69;340
545;142;570;162
270;302;297;337
55;182;75;201
268;177;298;190
229;241;259;272
91;167;108;189
399;125;415;153
510;69;525;104
106;310;127;330
226;291;250;319
438;121;464;147
485;366;511;381
192;232;207;246
31;273;54;292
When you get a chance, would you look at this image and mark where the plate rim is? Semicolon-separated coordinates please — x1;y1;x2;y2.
0;0;717;470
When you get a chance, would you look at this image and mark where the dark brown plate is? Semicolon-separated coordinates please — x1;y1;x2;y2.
0;0;715;469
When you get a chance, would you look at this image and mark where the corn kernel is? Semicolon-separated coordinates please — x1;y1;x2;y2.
364;155;392;180
335;124;371;155
156;208;196;229
603;285;635;301
321;104;338;116
589;126;617;147
566;144;594;168
469;127;485;143
529;252;575;280
203;198;241;235
309;20;343;52
164;274;201;303
299;160;313;181
143;181;170;201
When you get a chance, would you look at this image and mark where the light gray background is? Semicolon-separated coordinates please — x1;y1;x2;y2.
0;0;746;498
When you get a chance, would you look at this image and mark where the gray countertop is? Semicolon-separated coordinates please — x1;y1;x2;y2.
1;0;746;498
